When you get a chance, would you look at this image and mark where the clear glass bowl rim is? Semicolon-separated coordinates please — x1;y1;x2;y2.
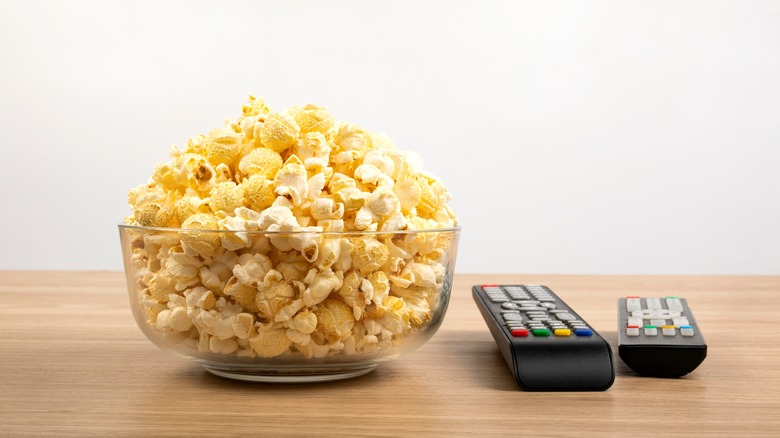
118;223;461;237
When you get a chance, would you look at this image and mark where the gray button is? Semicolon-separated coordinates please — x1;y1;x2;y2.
501;302;520;310
502;314;524;322
540;302;557;310
519;307;548;312
556;313;575;321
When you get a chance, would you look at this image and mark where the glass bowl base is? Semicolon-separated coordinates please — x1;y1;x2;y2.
202;363;378;383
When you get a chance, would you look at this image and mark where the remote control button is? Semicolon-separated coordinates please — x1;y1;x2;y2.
575;328;593;336
680;325;694;336
554;329;571;336
501;302;521;310
540;302;557;310
643;325;658;336
632;309;682;318
556;313;575;321
628;317;643;327
503;314;524;322
626;326;640;336
626;297;642;312
520;307;548;312
532;329;550;337
665;297;684;312
662;326;676;336
672;317;690;328
646;298;662;310
650;319;667;327
511;329;529;337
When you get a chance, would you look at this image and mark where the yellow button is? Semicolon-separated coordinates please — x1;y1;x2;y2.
554;329;571;336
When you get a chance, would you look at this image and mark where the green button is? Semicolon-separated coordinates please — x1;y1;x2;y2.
665;296;678;299
532;329;550;336
644;325;657;329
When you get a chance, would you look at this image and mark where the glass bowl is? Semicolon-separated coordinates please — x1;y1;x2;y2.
118;224;460;382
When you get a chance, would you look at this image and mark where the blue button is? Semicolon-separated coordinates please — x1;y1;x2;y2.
575;329;593;336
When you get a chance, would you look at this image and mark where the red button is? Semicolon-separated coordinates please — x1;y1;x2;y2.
511;329;529;337
626;295;640;298
482;284;498;287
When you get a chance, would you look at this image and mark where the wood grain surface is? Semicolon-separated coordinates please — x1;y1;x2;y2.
1;271;778;437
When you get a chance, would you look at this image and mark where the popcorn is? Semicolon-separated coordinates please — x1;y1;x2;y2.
259;112;299;153
125;96;458;360
274;156;309;206
209;181;245;214
294;104;335;134
179;213;220;258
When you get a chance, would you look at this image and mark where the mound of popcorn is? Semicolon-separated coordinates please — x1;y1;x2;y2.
125;96;458;359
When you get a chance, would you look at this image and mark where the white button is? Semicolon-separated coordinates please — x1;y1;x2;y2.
680;326;695;336
503;314;524;322
644;326;658;336
651;319;667;327
632;309;682;318
627;298;642;312
673;317;690;328
666;298;684;312
628;317;643;327
626;326;640;336
646;298;662;310
662;327;676;336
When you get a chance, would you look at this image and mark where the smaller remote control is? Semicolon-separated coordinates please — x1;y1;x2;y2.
618;296;707;377
472;284;614;391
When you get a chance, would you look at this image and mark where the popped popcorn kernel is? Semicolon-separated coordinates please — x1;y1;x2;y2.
171;153;216;193
352;237;389;275
209;181;245;214
238;147;283;179
255;281;295;321
274;156;309;206
132;187;177;227
201;128;242;167
294;104;335;134
315;299;355;344
180;213;220;258
259;112;299;153
242;174;276;211
251;326;291;358
125;95;458;361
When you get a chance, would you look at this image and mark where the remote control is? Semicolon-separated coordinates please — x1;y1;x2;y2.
618;296;707;377
472;284;614;391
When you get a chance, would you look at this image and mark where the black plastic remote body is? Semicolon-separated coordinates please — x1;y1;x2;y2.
472;284;614;391
618;296;707;377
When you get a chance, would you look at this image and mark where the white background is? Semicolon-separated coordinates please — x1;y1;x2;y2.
1;0;778;274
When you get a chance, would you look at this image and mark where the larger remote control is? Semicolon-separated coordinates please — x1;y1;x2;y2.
618;296;707;377
472;284;614;391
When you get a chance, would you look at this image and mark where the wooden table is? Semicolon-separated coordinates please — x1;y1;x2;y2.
1;272;778;437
